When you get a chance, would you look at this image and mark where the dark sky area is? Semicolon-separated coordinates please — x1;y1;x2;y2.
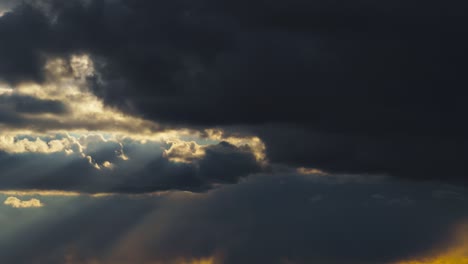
0;0;467;263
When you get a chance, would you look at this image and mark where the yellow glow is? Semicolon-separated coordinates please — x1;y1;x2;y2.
396;224;468;264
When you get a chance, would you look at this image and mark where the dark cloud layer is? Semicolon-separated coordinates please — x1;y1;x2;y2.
0;0;467;182
1;174;468;264
0;94;67;114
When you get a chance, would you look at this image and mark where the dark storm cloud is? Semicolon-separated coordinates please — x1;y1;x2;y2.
1;174;468;264
0;0;18;14
0;0;468;181
251;124;468;182
0;4;49;84
0;139;262;194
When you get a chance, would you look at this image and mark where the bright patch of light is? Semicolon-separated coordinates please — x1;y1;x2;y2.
0;87;13;95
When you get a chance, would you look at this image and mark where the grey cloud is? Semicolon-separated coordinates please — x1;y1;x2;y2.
1;174;467;264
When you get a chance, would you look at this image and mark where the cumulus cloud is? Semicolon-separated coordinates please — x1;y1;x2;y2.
4;196;43;208
0;134;264;194
0;134;77;154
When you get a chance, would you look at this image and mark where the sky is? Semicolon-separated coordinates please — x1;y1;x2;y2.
0;0;467;263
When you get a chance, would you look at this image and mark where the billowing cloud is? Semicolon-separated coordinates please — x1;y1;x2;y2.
4;196;43;208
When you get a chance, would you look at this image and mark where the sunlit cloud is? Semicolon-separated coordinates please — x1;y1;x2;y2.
4;196;44;208
0;190;82;197
163;140;206;163
204;129;266;163
0;189;157;198
297;167;328;175
0;55;268;172
0;134;78;154
1;55;164;136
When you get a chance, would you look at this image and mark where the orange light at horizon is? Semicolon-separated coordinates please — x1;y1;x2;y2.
397;224;468;264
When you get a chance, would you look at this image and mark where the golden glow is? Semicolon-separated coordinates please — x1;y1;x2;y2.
0;190;81;197
0;189;181;198
297;167;328;175
60;257;216;264
396;224;468;264
172;257;216;264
